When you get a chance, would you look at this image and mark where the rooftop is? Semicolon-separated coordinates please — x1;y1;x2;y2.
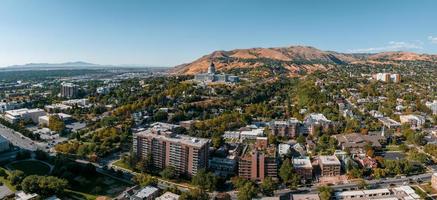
156;191;180;200
133;186;159;199
5;108;44;116
135;123;209;148
292;156;312;169
319;155;340;165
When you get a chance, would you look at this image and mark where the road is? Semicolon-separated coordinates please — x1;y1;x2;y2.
0;124;37;151
274;172;433;195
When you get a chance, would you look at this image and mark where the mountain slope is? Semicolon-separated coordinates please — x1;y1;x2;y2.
171;46;436;75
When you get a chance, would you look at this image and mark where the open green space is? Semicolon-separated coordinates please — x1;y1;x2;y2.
113;159;133;171
8;160;51;175
69;172;131;198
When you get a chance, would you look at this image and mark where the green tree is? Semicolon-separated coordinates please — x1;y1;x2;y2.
237;181;258;200
133;173;157;186
191;169;217;192
160;166;176;180
318;186;333;200
8;170;25;185
21;175;68;197
48;115;65;132
180;189;209;200
260;177;276;196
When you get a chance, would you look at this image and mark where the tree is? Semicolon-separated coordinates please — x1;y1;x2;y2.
48;115;65;133
357;179;368;189
279;159;293;183
373;168;386;179
191;169;217;192
279;159;301;188
160;166;176;180
0;168;7;178
211;134;224;149
8;170;25;185
153;111;168;122
296;135;306;144
133;173;157;186
237;181;258;200
260;177;276;196
180;189;209;200
21;175;68;197
318;186;333;200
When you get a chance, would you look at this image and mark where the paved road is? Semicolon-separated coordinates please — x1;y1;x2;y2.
274;172;433;195
0;124;37;151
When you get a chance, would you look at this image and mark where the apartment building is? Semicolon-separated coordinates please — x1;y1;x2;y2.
318;155;341;177
133;123;209;177
270;118;300;138
60;82;78;99
238;145;278;181
292;156;313;181
304;113;332;135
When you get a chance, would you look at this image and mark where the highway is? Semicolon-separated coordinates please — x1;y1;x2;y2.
0;124;37;151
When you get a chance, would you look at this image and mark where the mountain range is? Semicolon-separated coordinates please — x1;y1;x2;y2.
171;46;437;75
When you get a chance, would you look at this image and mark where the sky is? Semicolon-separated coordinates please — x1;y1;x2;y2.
1;0;437;67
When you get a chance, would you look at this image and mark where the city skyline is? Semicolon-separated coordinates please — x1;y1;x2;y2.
1;0;437;67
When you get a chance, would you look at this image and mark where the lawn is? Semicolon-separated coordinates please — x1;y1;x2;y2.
113;159;133;171
385;145;401;151
8;160;51;175
69;172;132;198
0;167;15;192
64;189;98;200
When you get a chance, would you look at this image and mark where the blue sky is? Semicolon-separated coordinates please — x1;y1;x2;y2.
1;0;437;67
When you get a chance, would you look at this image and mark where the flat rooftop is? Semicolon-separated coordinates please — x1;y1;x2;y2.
293;157;312;169
319;155;340;165
136;123;209;148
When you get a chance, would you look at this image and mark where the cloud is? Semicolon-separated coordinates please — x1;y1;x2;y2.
348;41;423;53
428;36;437;44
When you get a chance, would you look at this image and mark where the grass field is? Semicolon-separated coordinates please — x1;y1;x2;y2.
113;159;133;171
8;160;51;175
69;173;132;198
0;167;15;192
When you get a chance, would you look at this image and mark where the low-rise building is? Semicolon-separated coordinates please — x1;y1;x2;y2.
292;194;320;200
209;156;237;177
304;113;332;135
240;128;265;140
426;100;437;115
399;114;426;129
156;192;180;200
270;118;300;138
14;191;38;200
332;133;386;154
0;101;23;113
318;155;341;177
292;156;313;180
278;143;291;157
378;117;401;129
129;186;159;200
432;173;437;191
4;108;46;124
334;188;391;200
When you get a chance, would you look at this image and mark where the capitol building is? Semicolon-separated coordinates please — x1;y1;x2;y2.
194;62;239;83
